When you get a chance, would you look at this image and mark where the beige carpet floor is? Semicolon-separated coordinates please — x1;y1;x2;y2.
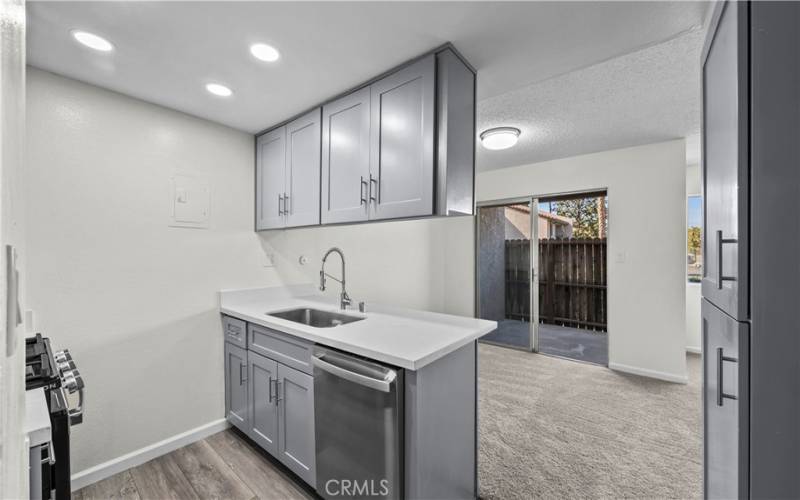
478;344;702;499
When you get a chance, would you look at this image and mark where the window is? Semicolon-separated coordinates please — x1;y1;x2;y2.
687;195;702;282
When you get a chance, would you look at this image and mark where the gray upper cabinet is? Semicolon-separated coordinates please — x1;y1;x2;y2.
369;54;435;220
321;87;371;224
255;128;286;231
702;1;749;321
258;46;475;230
703;298;749;500
224;342;249;433
248;351;279;456
277;363;316;487
256;109;322;230
286;110;321;228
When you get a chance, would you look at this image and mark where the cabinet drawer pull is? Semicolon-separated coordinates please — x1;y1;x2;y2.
717;347;738;406
716;230;738;289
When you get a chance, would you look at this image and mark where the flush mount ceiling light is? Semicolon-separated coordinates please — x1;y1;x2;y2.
205;83;233;97
250;43;280;62
480;127;521;150
70;30;114;52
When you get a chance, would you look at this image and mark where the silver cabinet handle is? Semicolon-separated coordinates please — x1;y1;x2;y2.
312;353;396;393
278;194;284;216
360;176;368;206
284;192;290;216
239;363;247;385
716;230;738;290
717;347;738;406
369;174;378;204
275;380;283;403
268;377;275;403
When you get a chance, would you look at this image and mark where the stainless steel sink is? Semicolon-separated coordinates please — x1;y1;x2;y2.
267;308;364;328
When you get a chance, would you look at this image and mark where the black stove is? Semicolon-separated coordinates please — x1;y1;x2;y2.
25;334;84;499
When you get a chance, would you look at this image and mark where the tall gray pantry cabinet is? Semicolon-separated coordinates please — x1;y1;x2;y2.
701;2;800;498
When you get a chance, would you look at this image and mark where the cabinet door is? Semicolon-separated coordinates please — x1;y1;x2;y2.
703;299;749;500
256;127;286;230
286;109;321;228
248;351;279;456
277;364;315;487
321;87;371;224
224;342;248;433
702;1;749;320
369;54;435;221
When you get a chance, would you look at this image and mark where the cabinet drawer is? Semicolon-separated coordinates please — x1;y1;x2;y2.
222;315;246;349
248;324;313;375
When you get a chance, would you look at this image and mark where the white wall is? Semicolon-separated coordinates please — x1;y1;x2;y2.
686;162;702;352
462;140;688;381
0;1;29;498
25;68;276;473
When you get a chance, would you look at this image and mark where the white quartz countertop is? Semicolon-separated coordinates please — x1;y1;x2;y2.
219;285;496;370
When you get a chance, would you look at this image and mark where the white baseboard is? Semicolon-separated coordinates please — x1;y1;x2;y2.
608;362;688;384
686;346;702;354
71;418;230;491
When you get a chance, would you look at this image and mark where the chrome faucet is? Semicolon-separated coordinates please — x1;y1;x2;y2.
320;247;351;310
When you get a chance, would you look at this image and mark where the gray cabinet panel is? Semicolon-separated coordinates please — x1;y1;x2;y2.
248;351;279;455
702;1;749;321
224;342;248;433
278;364;315;487
321;87;371;224
286;109;321;228
703;299;748;500
248;324;314;375
370;55;435;221
222;315;246;349
256;127;287;230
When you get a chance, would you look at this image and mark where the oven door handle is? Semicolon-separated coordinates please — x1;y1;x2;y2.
312;353;396;393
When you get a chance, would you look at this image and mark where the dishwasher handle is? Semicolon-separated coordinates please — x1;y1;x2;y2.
313;353;397;393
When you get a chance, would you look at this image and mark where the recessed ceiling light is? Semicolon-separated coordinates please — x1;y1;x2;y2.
205;83;233;97
480;127;521;150
71;30;114;52
250;43;280;62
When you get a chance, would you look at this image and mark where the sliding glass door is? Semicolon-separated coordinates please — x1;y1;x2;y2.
476;198;539;351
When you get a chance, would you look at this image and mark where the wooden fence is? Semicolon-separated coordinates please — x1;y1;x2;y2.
505;238;607;332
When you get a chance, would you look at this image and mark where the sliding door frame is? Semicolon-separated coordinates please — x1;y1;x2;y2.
475;196;538;352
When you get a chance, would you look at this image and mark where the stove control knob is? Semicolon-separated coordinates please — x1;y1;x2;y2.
62;370;84;394
57;360;76;374
54;350;72;363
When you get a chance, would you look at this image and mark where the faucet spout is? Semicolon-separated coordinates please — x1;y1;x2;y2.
320;247;351;310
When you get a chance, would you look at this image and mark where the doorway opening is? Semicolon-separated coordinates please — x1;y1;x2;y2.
476;191;608;365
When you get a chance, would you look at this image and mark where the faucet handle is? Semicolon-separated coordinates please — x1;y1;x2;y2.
319;270;326;291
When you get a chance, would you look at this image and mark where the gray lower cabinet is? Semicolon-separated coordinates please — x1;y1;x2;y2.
277;363;316;487
225;322;315;489
248;351;279;455
703;299;749;499
224;342;249;433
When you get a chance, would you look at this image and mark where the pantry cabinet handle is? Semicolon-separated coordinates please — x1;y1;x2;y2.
717;347;738;406
716;230;738;289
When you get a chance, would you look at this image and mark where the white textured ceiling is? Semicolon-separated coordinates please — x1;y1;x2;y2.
477;28;704;171
27;1;709;138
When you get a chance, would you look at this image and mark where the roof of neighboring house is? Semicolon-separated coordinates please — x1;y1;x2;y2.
506;205;574;225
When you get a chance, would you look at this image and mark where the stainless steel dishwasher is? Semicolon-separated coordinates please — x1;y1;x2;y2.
313;346;403;500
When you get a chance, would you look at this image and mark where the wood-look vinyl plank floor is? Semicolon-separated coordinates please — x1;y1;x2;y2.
75;429;313;500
